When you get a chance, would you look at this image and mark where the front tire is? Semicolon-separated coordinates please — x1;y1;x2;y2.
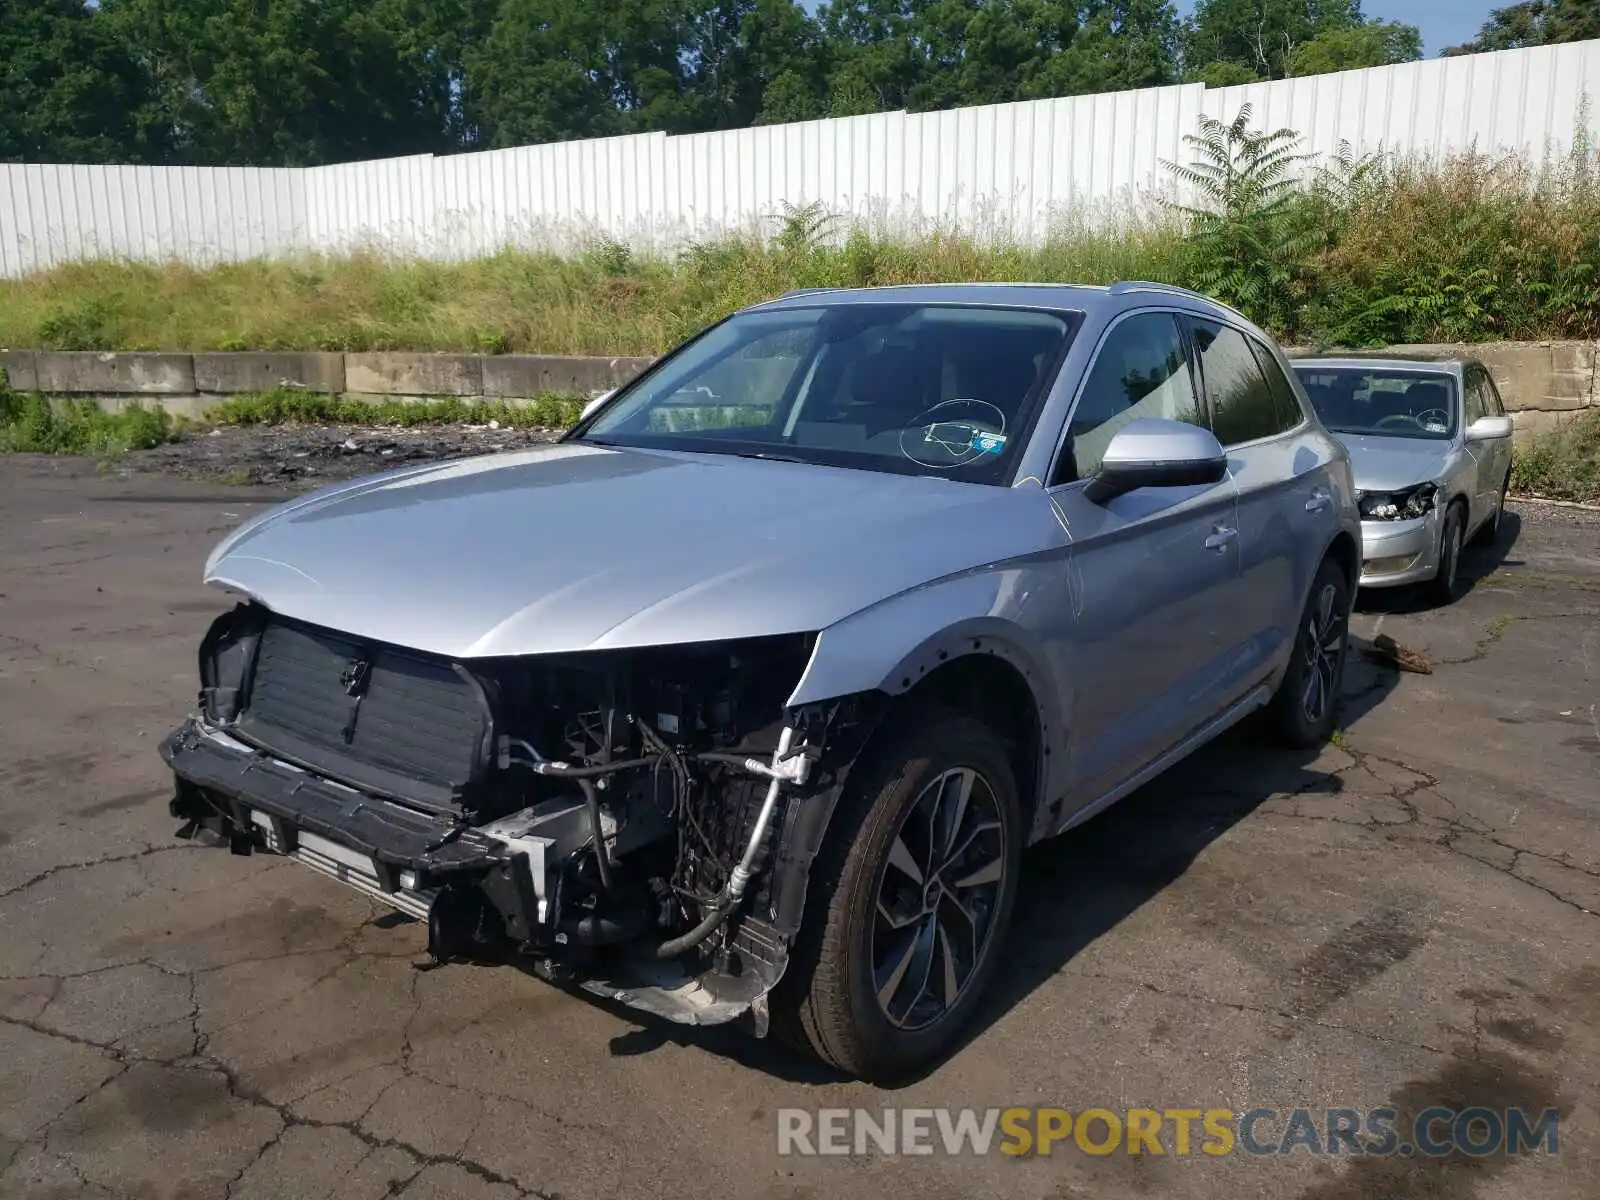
773;709;1023;1082
1473;473;1511;546
1262;556;1352;749
1425;503;1466;605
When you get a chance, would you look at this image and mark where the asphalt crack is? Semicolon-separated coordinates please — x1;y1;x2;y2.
0;844;197;902
1259;740;1599;917
0;930;561;1200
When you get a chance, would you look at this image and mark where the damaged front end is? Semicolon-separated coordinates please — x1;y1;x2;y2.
161;603;880;1031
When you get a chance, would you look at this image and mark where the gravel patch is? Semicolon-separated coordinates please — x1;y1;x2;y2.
124;421;568;488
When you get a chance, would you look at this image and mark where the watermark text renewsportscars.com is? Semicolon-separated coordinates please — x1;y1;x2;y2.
776;1106;1560;1159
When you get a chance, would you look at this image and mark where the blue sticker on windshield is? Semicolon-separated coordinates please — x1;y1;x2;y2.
971;431;1007;455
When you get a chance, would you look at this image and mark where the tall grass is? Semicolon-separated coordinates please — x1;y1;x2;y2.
0;139;1596;355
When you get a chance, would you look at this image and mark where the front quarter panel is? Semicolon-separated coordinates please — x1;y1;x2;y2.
785;556;1069;832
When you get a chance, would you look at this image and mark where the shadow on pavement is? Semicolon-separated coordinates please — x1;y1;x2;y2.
1357;511;1522;614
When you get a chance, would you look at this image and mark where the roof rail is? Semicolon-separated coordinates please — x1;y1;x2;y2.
1108;280;1206;298
1109;280;1257;324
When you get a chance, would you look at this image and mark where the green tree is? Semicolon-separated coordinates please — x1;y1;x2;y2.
1443;0;1600;54
821;1;1182;116
1192;60;1263;85
1286;20;1422;75
689;0;830;130
819;0;926;113
1;0;163;163
102;0;472;164
1020;1;1183;99
465;0;708;145
1184;0;1367;80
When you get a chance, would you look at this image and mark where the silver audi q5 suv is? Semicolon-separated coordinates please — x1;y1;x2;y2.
162;282;1361;1081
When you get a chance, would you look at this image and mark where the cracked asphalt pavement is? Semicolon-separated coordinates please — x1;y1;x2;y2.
2;452;1597;1200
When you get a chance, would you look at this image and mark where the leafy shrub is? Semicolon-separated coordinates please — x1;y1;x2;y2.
0;391;176;454
1511;410;1600;504
1164;104;1318;333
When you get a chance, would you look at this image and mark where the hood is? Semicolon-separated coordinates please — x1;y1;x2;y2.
1339;434;1456;493
206;442;1064;658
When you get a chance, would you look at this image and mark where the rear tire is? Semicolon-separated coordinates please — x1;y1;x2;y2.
1425;503;1466;606
1262;556;1351;749
772;708;1023;1082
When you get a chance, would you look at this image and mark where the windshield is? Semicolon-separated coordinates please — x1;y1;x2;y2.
577;303;1079;483
1291;366;1459;441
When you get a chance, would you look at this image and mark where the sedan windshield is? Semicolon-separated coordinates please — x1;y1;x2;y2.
577;303;1079;484
1292;366;1459;441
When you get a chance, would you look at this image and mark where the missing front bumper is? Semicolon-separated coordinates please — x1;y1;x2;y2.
159;718;788;1029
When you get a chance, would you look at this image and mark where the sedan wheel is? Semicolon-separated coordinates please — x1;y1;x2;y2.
773;708;1022;1082
1475;473;1511;546
1426;504;1465;605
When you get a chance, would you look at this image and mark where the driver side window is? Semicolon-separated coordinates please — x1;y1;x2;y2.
1053;312;1198;485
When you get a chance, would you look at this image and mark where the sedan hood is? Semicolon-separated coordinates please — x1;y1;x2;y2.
1339;435;1456;493
206;443;1063;658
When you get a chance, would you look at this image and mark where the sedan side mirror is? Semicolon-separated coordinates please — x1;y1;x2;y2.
580;389;614;421
1465;414;1514;443
1084;418;1228;504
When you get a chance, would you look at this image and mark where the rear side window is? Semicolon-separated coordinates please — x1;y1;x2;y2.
1189;319;1299;447
1247;336;1307;432
1482;371;1506;416
1465;371;1489;423
1055;312;1199;484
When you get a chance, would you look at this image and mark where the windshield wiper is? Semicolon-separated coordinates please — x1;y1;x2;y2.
728;448;811;464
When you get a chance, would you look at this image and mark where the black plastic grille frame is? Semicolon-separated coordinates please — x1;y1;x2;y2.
237;617;492;814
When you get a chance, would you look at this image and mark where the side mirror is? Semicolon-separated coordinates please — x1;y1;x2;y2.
1084;418;1228;504
1465;414;1513;442
580;389;614;421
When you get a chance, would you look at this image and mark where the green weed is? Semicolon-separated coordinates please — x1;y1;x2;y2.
0;386;177;455
204;389;584;429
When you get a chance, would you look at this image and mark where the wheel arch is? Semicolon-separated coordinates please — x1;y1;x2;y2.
770;604;1060;942
1324;528;1360;594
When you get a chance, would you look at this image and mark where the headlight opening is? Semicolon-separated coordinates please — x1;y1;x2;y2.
1358;483;1438;521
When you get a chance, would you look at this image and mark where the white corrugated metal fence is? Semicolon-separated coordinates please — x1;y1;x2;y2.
2;41;1597;277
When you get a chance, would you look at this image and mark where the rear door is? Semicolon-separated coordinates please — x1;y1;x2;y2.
1184;318;1338;697
1474;366;1515;513
1043;310;1245;811
1462;367;1497;527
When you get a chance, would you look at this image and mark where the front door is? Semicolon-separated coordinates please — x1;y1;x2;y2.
1042;310;1246;814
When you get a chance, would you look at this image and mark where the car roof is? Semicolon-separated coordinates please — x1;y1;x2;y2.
748;281;1259;326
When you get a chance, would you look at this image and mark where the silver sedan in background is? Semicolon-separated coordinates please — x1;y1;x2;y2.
1291;355;1515;604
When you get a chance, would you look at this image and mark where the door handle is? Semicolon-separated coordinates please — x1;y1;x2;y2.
1205;525;1238;551
1306;489;1332;513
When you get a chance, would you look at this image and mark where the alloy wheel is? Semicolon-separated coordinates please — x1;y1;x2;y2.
1300;582;1346;725
871;767;1006;1032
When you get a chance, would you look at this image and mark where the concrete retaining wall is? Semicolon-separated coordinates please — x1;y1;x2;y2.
1382;340;1596;439
1;344;1593;437
0;350;656;415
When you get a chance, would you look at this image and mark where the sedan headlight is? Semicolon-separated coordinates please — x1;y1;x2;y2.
1358;482;1438;521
